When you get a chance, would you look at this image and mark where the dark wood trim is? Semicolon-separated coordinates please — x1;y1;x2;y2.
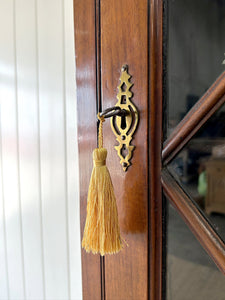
95;1;105;299
149;0;163;299
161;169;225;275
95;0;102;114
164;94;225;165
74;1;101;299
162;72;225;164
161;1;168;298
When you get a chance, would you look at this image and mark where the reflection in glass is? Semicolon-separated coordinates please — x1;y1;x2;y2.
168;0;225;135
168;103;225;242
167;201;225;300
166;0;225;297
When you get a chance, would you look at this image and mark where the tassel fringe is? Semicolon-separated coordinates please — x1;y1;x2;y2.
82;148;122;255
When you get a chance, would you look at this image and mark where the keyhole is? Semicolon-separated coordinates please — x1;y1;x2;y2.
121;114;126;130
121;95;126;104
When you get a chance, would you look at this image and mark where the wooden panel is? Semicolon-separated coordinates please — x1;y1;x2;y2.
162;169;225;275
100;1;149;299
163;72;225;164
74;0;102;299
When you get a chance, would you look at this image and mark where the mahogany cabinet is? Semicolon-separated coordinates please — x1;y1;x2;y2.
74;0;225;299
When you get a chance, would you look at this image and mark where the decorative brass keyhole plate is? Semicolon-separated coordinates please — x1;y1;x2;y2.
111;65;139;171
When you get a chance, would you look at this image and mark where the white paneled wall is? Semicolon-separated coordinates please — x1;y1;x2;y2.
0;0;82;299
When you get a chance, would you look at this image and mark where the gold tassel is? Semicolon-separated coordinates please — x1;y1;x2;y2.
82;113;122;256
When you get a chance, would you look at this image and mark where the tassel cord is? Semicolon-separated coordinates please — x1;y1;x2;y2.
97;113;105;149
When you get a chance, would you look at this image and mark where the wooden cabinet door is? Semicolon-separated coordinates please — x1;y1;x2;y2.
74;0;225;299
74;0;162;300
74;0;163;299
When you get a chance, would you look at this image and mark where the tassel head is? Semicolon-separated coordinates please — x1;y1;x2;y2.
93;147;107;167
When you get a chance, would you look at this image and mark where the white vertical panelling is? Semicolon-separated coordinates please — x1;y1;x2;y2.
37;0;70;298
61;0;71;298
0;115;9;299
0;0;25;298
15;0;45;298
0;0;82;299
64;0;82;299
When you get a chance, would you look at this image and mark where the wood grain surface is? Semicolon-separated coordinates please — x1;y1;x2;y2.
74;0;164;298
100;0;149;299
74;1;101;299
74;0;225;298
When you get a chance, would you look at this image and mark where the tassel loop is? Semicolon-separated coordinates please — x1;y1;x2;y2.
97;113;105;149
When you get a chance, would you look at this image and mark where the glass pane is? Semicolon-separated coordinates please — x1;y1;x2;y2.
167;200;225;300
168;103;225;242
168;0;225;136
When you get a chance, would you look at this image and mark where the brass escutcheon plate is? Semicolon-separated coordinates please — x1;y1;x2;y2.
111;65;139;171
